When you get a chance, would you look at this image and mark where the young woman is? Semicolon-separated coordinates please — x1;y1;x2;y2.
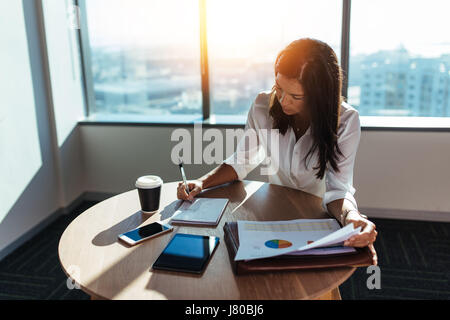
177;38;377;265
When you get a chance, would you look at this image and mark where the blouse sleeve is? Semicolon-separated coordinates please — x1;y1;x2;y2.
222;97;267;180
322;110;361;211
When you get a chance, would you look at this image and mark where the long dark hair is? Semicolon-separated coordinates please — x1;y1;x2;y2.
269;38;345;180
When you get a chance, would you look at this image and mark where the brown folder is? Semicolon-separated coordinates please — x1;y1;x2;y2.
223;221;373;275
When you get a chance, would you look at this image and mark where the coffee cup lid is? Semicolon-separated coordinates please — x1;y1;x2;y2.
135;175;163;189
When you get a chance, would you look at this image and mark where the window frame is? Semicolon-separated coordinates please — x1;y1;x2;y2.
76;0;450;130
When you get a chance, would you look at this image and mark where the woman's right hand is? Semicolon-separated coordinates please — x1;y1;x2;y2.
177;179;203;201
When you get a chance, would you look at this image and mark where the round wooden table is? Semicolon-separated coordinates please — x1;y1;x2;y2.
58;180;355;300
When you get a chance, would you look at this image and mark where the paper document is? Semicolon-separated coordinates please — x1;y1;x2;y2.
170;198;228;225
234;219;361;261
285;245;355;256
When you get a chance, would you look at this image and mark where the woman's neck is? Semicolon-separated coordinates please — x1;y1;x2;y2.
291;113;310;130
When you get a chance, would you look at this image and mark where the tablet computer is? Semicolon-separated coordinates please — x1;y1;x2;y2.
152;233;219;274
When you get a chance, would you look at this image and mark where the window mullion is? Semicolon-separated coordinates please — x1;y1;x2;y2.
341;0;351;99
199;0;210;120
75;0;95;117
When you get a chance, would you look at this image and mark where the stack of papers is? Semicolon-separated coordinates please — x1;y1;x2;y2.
170;198;229;226
234;219;361;261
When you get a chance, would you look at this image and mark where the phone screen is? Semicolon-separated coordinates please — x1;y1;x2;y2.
122;223;170;242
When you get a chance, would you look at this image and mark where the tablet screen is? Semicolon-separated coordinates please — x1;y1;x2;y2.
152;233;220;274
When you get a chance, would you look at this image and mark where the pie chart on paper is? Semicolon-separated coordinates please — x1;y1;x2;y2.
265;239;293;249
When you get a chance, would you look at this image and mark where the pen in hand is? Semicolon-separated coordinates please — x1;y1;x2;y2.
178;159;192;202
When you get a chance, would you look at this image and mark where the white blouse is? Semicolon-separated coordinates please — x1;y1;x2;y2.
223;90;361;212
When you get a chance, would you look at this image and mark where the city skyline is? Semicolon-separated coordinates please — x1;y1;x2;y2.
84;0;450;118
90;45;449;117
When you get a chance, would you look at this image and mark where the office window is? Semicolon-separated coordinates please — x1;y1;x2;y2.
84;0;202;118
206;0;342;116
348;0;450;117
80;0;450;123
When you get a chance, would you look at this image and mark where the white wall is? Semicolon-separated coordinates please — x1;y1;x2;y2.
80;124;450;220
0;0;85;257
355;130;450;218
0;0;61;255
0;0;44;224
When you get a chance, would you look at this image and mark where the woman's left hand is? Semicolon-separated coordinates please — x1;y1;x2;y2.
343;211;378;265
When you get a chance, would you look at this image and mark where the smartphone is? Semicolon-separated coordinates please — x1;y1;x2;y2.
118;222;173;246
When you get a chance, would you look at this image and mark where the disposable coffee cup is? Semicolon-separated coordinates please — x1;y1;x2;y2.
135;175;163;214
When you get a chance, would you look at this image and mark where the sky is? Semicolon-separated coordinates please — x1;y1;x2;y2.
350;0;450;57
85;0;450;58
